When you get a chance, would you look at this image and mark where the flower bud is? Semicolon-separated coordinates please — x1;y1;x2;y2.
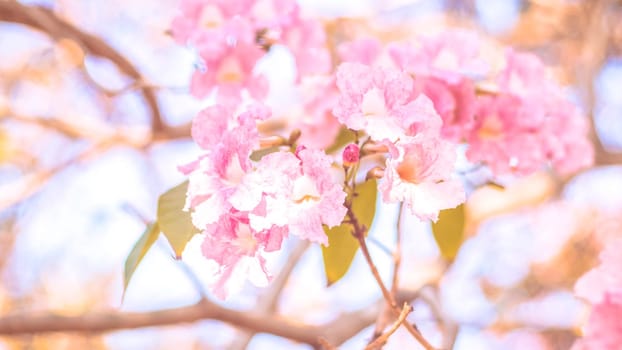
288;129;302;145
259;135;286;148
342;144;360;166
361;142;389;156
366;166;385;180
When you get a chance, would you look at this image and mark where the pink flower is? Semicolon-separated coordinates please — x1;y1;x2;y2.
541;99;594;175
466;94;550;176
191;104;269;158
412;76;476;141
170;0;294;44
190;43;269;105
389;30;484;84
572;292;622;350
483;50;594;175
202;213;288;299
380;137;465;221
342;144;360;166
190;105;231;149
338;37;382;65
467;90;593;177
249;149;347;245
171;1;255;55
283;19;331;78
172;0;304;105
497;50;558;99
182;105;269;228
334;62;442;142
292;76;342;149
288;148;347;243
388;32;481;141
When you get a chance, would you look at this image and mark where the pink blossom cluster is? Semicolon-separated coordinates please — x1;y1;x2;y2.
572;240;622;350
333;62;464;220
171;3;595;297
386;31;594;176
171;0;330;106
180;104;346;298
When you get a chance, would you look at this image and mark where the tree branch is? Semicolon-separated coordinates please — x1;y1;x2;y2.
370;203;404;344
345;202;437;350
0;289;422;348
0;1;164;133
366;303;412;350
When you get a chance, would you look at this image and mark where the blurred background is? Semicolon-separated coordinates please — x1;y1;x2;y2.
0;0;621;349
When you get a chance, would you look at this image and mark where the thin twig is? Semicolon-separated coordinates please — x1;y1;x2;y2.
367;236;393;257
370;203;404;344
357;235;436;349
346;204;437;350
392;203;404;299
366;303;413;350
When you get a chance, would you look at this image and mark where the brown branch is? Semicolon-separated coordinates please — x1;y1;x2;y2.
345;203;437;350
370;203;404;345
0;1;164;133
0;300;322;345
356;233;436;350
366;303;412;350
318;337;338;350
391;203;404;300
0;289;422;348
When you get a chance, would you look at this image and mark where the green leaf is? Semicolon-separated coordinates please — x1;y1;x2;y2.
325;127;356;154
431;204;466;261
123;222;160;295
322;179;377;286
157;181;198;258
351;179;378;232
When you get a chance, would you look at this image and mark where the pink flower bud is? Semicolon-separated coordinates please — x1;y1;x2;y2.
342;144;360;166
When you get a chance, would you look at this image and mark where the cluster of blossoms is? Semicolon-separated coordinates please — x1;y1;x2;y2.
171;0;330;106
179;104;346;298
171;1;593;297
572;240;622;349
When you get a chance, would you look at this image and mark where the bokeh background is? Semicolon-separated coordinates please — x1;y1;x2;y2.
1;0;622;349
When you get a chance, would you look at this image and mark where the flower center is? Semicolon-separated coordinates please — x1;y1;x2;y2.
233;224;257;255
361;88;387;119
478;115;504;140
199;5;225;29
216;57;244;83
292;175;321;204
395;146;433;184
225;155;245;186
